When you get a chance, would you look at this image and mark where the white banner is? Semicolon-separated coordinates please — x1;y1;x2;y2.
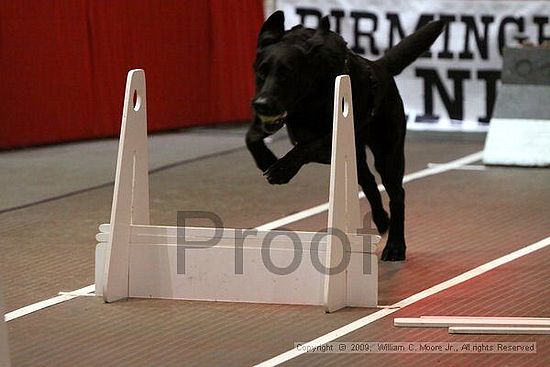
272;0;550;131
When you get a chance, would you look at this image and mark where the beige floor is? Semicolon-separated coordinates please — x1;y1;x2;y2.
1;128;548;366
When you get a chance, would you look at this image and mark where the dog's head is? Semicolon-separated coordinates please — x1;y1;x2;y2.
252;11;347;133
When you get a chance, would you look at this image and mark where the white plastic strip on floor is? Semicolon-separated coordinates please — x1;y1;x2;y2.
254;235;550;367
4;151;483;322
4;285;95;322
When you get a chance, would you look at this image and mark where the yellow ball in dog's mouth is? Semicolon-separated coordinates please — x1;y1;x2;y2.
258;112;287;124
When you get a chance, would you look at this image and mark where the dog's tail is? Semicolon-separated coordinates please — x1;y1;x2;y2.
375;20;446;76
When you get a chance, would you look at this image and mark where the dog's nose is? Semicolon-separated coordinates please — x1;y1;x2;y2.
252;97;274;115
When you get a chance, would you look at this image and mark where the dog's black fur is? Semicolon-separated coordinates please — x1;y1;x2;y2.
246;11;445;261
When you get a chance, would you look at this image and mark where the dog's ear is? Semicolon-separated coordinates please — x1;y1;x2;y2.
317;16;330;34
305;16;331;54
258;11;285;49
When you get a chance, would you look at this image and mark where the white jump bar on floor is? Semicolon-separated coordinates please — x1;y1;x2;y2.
420;315;550;320
449;326;550;335
394;317;550;328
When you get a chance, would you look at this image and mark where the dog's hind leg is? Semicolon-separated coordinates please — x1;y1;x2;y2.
356;148;389;234
373;146;407;261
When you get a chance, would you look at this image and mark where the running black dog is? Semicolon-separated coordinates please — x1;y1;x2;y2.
246;11;445;261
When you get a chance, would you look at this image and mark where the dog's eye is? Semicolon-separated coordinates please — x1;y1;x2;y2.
277;65;291;82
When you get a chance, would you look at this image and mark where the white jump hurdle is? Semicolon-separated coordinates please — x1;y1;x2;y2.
95;69;380;312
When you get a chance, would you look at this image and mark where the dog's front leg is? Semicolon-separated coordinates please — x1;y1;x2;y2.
264;134;332;185
245;119;278;172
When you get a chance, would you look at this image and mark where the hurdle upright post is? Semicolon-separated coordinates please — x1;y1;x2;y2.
102;69;150;303
324;75;363;313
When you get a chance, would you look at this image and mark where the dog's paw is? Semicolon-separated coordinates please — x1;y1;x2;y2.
258;154;278;173
381;242;406;262
263;156;302;185
372;210;390;234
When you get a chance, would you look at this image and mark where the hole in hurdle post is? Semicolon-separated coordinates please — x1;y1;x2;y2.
132;90;141;111
341;96;349;117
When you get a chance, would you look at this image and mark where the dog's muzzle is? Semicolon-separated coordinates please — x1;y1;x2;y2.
258;112;287;133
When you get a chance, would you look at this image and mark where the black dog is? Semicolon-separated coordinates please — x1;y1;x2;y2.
246;11;445;261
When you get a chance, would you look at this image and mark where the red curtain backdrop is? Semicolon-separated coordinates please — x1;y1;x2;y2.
0;1;264;148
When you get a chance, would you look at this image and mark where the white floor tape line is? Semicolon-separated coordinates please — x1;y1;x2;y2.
256;151;483;231
254;235;550;367
427;162;486;171
4;285;95;322
4;150;483;321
